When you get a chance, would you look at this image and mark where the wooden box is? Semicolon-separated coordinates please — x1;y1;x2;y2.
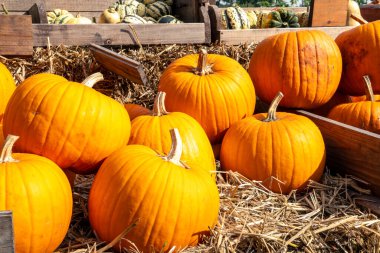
2;0;211;46
208;5;352;45
360;4;380;22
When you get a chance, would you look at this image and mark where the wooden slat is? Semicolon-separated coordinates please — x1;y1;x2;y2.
217;26;352;45
354;195;380;216
0;15;33;56
32;23;207;46
309;0;348;27
218;6;308;12
296;110;380;197
0;211;14;253
200;5;212;44
89;44;147;86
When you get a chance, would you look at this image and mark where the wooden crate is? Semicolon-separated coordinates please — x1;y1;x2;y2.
2;0;211;46
208;5;352;45
360;4;380;22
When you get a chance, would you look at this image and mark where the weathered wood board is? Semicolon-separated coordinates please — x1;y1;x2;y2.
309;0;349;27
0;15;33;56
0;211;14;253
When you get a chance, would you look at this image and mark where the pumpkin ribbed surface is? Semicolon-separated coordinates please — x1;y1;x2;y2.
89;144;219;252
0;62;16;123
335;21;380;95
3;73;131;174
249;30;342;109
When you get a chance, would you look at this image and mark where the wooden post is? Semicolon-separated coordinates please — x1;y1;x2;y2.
25;1;48;24
0;211;14;253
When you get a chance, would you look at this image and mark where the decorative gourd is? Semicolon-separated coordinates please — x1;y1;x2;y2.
89;128;220;252
143;16;157;23
0;135;73;253
328;76;380;133
124;103;151;120
335;20;380;95
221;5;250;29
296;12;309;27
248;30;342;109
111;0;146;18
158;15;183;23
220;92;326;194
347;0;365;26
64;14;93;24
158;49;256;147
46;9;73;24
129;92;215;176
98;8;120;23
261;9;300;28
55;13;75;24
3;73;131;174
0;62;16;123
122;14;148;23
247;10;258;28
146;1;171;20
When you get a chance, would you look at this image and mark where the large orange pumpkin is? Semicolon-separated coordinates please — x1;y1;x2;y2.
0;124;3;144
129;92;215;176
328;76;380;133
0;62;16;123
158;49;256;145
248;30;342;109
0;135;72;253
124;103;151;121
3;73;131;174
89;129;220;252
220;92;326;194
335;20;380;95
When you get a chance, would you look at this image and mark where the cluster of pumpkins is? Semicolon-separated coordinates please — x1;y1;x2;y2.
1;18;380;253
221;0;366;30
46;0;183;25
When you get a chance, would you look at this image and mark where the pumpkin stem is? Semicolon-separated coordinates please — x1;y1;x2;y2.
263;92;284;122
81;72;104;88
163;128;188;168
194;49;213;76
350;13;368;25
153;92;169;116
0;135;19;163
363;75;375;102
1;3;9;15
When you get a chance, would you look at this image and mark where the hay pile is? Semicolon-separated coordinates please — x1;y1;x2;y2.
1;45;380;253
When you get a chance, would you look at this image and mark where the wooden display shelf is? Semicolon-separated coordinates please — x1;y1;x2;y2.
208;4;352;45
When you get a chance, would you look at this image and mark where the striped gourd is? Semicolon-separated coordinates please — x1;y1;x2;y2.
143;16;158;23
47;9;73;24
221;5;250;30
111;0;146;18
247;10;258;28
159;0;173;6
143;0;156;4
158;15;183;24
57;13;76;24
122;14;148;24
146;1;171;20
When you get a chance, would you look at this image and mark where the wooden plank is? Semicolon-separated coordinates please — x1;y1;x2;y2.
296;110;380;197
199;5;212;44
309;0;348;27
32;23;207;46
0;15;33;56
208;5;222;43
218;6;308;12
25;2;48;24
0;211;14;253
89;44;148;86
354;195;380;216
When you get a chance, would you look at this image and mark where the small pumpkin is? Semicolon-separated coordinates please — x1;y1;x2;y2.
249;30;342;109
89;128;220;252
220;92;326;194
261;8;300;28
3;73;131;174
328;76;380;133
158;49;256;147
0;135;73;253
98;8;120;23
124;103;151;120
0;62;16;123
46;9;73;24
129;92;215;176
64;14;93;24
335;20;380;95
347;0;365;26
309;92;352;117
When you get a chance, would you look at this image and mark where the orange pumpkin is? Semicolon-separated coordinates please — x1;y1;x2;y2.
158;49;256;146
309;92;352;117
3;73;131;174
124;103;151;121
220;92;326;194
129;92;215;175
0;135;72;253
89;129;220;252
0;62;16;123
248;30;342;109
335;21;380;95
328;76;380;133
0;124;3;144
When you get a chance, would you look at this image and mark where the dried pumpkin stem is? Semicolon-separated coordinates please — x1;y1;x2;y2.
1;3;9;15
263;92;284;122
194;49;213;76
164;128;186;168
81;72;104;88
363;75;375;102
0;135;19;163
350;14;368;25
153;92;168;116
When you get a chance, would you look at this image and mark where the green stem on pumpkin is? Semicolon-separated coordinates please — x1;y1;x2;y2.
263;92;284;122
1;3;9;15
81;72;104;88
163;128;188;168
0;135;19;163
153;92;169;116
194;49;213;76
363;75;375;102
